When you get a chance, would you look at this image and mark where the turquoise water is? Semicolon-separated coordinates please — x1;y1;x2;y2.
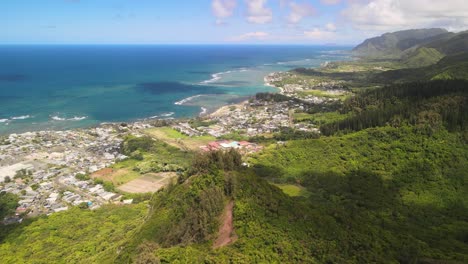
0;45;350;134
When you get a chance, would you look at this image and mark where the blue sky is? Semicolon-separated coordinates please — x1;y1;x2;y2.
1;0;467;44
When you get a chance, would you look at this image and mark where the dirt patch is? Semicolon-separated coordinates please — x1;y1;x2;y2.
143;127;215;151
91;168;141;186
117;172;176;193
213;200;236;249
92;168;113;177
90;168;115;182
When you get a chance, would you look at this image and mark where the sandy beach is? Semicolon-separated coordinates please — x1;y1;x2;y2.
209;100;249;118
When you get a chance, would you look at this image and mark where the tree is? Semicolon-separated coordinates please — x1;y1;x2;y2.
4;176;11;183
0;192;19;219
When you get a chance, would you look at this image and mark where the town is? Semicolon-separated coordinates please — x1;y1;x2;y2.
1;71;347;224
0;124;142;222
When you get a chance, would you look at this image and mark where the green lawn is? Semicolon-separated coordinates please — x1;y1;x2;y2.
293;111;349;125
154;127;189;139
273;184;310;197
144;127;215;151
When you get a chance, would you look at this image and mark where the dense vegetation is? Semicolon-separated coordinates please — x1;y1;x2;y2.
321;80;468;135
0;204;147;263
0;192;19;220
2;89;467;263
119;135;191;173
251;126;468;263
352;28;450;58
1;29;467;263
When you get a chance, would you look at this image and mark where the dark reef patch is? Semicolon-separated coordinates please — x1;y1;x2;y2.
0;95;22;101
0;74;28;82
187;71;212;74
226;96;250;104
212;81;251;86
136;82;218;95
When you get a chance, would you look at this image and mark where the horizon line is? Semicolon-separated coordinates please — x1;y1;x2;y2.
0;43;356;46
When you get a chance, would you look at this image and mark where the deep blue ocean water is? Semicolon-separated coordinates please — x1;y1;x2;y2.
0;45;350;134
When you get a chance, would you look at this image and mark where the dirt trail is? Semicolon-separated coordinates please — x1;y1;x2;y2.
213;200;236;249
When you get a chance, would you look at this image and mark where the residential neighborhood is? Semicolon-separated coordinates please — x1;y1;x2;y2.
0;125;134;222
1;72;344;223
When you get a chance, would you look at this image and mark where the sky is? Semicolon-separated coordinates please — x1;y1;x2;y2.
1;0;468;45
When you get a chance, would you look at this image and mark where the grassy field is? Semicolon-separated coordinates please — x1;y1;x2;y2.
297;89;349;100
153;127;189;139
144;127;215;151
273;183;310;197
91;168;141;186
293;111;349;125
118;172;176;193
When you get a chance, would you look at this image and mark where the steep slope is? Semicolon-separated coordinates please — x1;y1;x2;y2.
352;28;449;58
1;81;467;264
400;47;444;68
425;31;468;55
0;204;148;264
374;52;468;82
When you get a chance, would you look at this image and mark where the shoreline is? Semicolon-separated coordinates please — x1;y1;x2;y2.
0;65;293;137
0;76;284;137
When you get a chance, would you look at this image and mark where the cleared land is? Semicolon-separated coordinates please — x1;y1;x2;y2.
117;172;176;193
273;184;310;197
91;167;140;186
144;127;215;151
293;111;349;125
213;200;236;249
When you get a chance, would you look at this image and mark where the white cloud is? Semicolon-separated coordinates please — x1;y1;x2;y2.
320;0;341;5
325;22;337;32
342;0;468;32
245;0;273;24
228;31;270;41
212;0;237;24
287;2;316;24
304;27;336;40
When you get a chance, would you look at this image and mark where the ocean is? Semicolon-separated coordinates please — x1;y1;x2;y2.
0;45;350;134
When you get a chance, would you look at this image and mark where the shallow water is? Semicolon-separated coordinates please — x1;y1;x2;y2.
0;45;350;134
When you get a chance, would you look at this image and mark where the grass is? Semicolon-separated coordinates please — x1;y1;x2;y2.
153;127;189;139
91;168;141;186
297;89;346;98
144;127;215;151
293;111;349;125
273;183;310;197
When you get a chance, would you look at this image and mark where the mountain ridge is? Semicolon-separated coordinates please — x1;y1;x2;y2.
352;28;449;58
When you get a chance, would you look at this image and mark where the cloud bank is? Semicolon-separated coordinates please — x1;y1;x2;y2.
342;0;468;32
245;0;273;24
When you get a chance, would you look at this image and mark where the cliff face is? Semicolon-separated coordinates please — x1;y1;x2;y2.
352;28;449;58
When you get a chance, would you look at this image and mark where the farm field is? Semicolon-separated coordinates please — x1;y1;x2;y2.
118;172;176;193
143;127;215;151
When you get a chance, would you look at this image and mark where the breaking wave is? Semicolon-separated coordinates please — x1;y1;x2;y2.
175;95;203;105
51;115;87;121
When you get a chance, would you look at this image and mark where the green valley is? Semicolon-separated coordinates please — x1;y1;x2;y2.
1;28;467;264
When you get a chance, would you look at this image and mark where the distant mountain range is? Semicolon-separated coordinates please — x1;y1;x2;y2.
353;28;468;68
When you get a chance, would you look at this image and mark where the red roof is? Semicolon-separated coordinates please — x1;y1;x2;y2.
239;141;251;146
208;142;221;148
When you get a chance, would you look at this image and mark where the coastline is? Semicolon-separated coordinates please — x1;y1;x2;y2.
0;72;285;137
263;74;284;94
0;44;352;137
208;100;250;118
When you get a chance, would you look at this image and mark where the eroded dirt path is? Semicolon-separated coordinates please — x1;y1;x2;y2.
213;200;236;248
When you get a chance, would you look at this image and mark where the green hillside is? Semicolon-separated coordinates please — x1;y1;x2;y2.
0;204;148;264
1;81;467;264
426;31;468;55
374;52;468;82
400;47;444;68
1;30;468;264
352;28;449;58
